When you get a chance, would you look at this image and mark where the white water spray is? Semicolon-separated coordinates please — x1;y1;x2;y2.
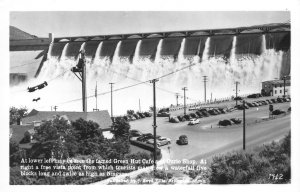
133;40;142;64
202;37;210;61
261;34;266;54
177;38;186;64
154;39;163;63
94;42;103;62
112;41;122;65
193;39;202;63
230;36;237;63
10;35;288;116
60;43;69;61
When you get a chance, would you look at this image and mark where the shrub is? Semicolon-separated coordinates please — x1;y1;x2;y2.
209;133;291;184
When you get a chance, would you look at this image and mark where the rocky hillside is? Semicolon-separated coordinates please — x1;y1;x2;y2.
10;26;37;40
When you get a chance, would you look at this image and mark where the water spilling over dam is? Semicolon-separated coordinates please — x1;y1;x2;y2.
10;26;290;115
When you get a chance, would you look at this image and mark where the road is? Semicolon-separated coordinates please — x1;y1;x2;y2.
130;102;291;161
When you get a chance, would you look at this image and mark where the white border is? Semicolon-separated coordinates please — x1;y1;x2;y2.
1;0;300;192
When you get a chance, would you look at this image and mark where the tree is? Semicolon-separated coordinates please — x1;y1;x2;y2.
127;110;135;116
30;116;78;159
9;106;28;125
72;118;105;155
113;118;130;139
10;139;23;166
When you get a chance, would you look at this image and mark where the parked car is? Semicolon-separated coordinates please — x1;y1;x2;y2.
218;119;232;126
194;113;201;118
137;136;147;142
158;108;170;113
188;118;200;125
230;118;242;124
176;135;188;145
208;109;218;115
260;101;268;105
143;112;152;117
133;114;140;119
235;105;248;110
227;107;236;112
199;108;208;113
177;115;186;122
147;136;171;147
195;111;202;118
183;114;191;120
146;139;160;147
277;98;284;103
136;133;154;142
272;109;286;115
214;109;222;114
219;108;226;114
157;112;170;117
169;116;180;123
271;99;277;103
265;100;272;104
234;96;243;100
246;102;255;107
137;112;145;118
247;93;261;98
199;110;209;117
189;113;197;118
129;129;143;137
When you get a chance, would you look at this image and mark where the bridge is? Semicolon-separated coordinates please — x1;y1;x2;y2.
10;23;290;51
54;23;290;42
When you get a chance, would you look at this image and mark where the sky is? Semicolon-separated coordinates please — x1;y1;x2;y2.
10;11;290;38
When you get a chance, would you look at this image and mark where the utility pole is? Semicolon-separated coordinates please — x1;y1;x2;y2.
235;81;240;106
182;87;188;115
71;50;87;112
150;78;159;173
211;92;212;102
283;76;287;98
93;81;99;111
139;98;141;112
175;93;179;106
203;76;208;103
109;83;114;121
243;100;246;150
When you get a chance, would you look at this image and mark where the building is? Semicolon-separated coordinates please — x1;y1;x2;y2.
21;109;113;131
261;78;291;97
10;125;35;149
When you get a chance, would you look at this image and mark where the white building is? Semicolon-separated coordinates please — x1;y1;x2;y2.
262;77;291;97
273;85;291;97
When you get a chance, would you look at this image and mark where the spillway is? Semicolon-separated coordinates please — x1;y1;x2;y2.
10;32;290;116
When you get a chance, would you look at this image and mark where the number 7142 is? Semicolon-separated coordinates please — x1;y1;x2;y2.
269;174;283;180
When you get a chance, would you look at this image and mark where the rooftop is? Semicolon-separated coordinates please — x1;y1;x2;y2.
22;109;113;130
262;79;291;85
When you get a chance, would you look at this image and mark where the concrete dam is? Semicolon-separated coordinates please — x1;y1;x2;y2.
10;23;290;115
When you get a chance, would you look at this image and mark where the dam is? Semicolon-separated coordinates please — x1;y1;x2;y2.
9;23;290;115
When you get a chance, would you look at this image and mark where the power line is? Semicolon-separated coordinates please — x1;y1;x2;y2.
38;61;200;109
203;76;208;103
11;68;71;94
94;64;197;100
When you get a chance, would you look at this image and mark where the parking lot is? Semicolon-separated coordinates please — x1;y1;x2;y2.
129;100;291;161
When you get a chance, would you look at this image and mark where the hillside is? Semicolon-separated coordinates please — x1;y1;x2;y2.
10;26;37;40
